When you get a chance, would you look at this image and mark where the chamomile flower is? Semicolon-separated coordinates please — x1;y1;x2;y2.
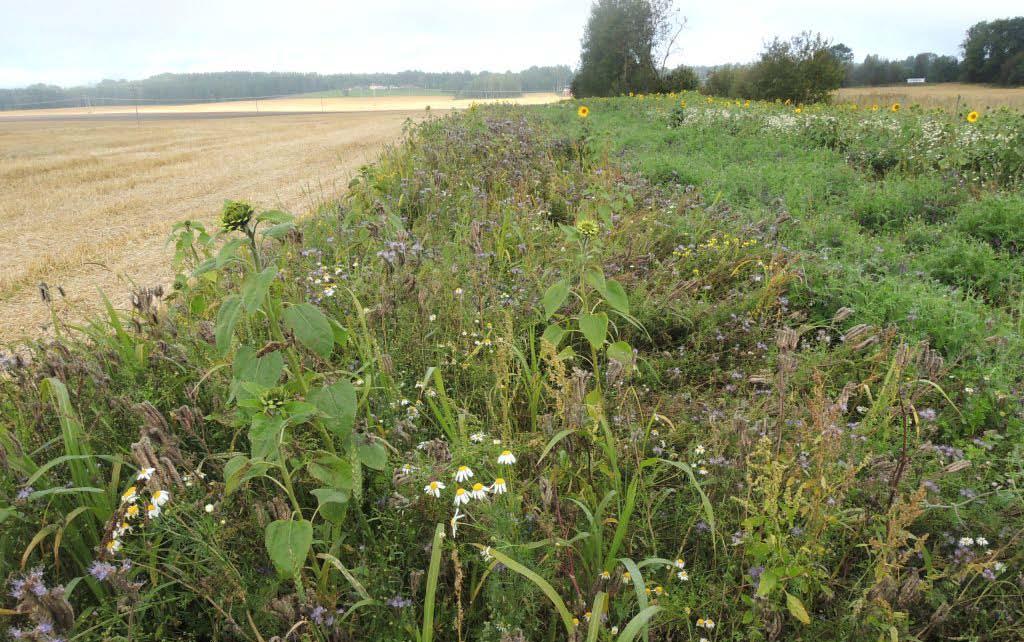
481;546;493;561
151;490;170;506
147;502;161;519
204;504;215;513
105;539;122;555
491;478;507;494
611;626;619;635
976;536;989;547
453;487;470;506
424;481;445;498
600;570;611;580
696;617;715;630
454;465;474;482
470;432;486;443
584;611;592;622
694;445;706;456
497;450;516;465
470;483;488;500
959;537;975;547
125;504;141;520
622;571;632;584
120;486;138;504
674;558;686;569
572;617;580;627
677;569;689;581
137;467;155;482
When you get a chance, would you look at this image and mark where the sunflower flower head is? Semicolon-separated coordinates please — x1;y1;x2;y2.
966;110;979;123
577;105;590;119
220;200;254;232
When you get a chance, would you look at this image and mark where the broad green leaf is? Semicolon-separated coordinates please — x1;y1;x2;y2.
604;279;629;314
216;238;245;267
223;455;271;495
607;341;634;365
358;442;388;471
215;295;243;355
265;518;312;579
307;453;354;491
586;592;607;642
249;415;285;460
786;591;811;624
233;345;284;387
284;303;334;358
579;312;608;350
541;323;566;347
310;380;356;441
263;222;296;239
755;569;778;597
541;279;570;320
255;209;294;224
241;265;278;313
311;488;349;524
583;267;606;292
328;318;350;347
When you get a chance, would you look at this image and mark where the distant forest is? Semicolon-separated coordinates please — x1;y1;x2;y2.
0;66;574;110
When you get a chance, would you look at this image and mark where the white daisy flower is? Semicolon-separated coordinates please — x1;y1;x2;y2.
481;546;493;561
137;467;156;482
611;626;619;635
694;445;706;456
424;481;445;498
599;570;611;580
146;502;161;519
976;537;989;547
125;504;141;520
151;490;170;506
204;503;215;513
491;478;507;494
674;558;686;569
470;432;486;443
470;482;488;500
622;571;632;584
497;450;516;465
454;466;474;482
120;486;138;505
677;569;689;581
453;487;470;506
959;537;975;547
105;539;122;555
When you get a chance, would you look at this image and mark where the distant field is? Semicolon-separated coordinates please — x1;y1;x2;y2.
0;92;562;119
836;83;1024;111
0;110;424;341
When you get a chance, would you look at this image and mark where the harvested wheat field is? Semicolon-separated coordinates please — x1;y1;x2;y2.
0;109;433;342
0;92;562;119
836;82;1024;111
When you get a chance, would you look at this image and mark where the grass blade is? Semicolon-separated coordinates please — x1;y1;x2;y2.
421;523;444;642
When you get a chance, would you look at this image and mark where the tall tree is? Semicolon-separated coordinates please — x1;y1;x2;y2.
572;0;678;97
962;17;1024;85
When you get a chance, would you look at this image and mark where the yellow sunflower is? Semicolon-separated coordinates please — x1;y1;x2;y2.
680;100;687;108
577;105;590;119
966;110;979;123
891;103;901;112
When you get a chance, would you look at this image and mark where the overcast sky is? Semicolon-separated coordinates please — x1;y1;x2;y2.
1;0;1020;88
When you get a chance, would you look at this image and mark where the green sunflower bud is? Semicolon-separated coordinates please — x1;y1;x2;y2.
576;219;600;238
221;200;254;232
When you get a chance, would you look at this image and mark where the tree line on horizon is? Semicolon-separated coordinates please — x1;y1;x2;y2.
0;66;574;110
571;1;1024;100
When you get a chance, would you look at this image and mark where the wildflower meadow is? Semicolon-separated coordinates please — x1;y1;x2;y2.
2;91;1023;640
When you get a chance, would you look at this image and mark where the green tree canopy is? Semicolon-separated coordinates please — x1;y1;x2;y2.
747;32;846;103
572;0;678;97
962;17;1024;85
